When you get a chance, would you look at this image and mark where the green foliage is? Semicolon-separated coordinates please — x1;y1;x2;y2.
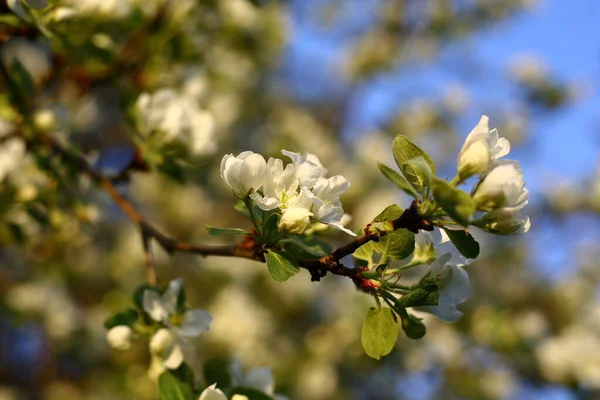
398;284;440;308
432;178;475;226
158;371;194;400
265;249;300;282
104;308;139;329
377;162;419;198
401;313;427;340
281;235;332;259
442;228;480;259
392;135;436;193
374;204;404;221
205;225;248;236
400;157;433;194
203;359;232;388
361;307;398;360
234;199;252;219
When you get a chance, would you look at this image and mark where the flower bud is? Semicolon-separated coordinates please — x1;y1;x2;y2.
457;139;490;180
106;325;134;350
412;231;435;263
401;313;426;340
457;115;510;180
220;151;267;197
473;161;528;211
475;206;531;235
278;207;313;234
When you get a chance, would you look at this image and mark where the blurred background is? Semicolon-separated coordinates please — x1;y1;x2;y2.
1;0;599;399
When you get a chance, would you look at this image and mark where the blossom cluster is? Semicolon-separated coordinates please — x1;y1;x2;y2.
220;150;355;235
106;279;212;379
458;115;530;235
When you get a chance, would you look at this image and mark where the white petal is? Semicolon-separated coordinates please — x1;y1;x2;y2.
198;384;228;400
427;298;464;323
327;222;357;236
249;192;281;211
143;290;169;322
493;137;511;159
444;265;471;303
245;367;275;395
175;309;212;338
162;278;183;315
239;153;267;193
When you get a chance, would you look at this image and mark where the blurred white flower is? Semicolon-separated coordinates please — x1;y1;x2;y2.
143;278;212;341
148;328;184;379
0;123;26;182
198;384;227;400
1;38;51;84
230;360;289;400
143;279;212;377
419;253;471;322
220;151;268;197
412;231;435;264
106;325;134;350
457;115;510;180
136;88;216;157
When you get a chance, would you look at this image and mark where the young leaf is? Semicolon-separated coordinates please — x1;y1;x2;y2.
373;204;404;221
432;178;475;226
158;371;194;400
205;225;248;236
361;307;398;360
281;235;332;258
104;308;139;329
234;199;251;218
392;135;436;193
265;249;300;282
377;162;419;198
397;284;440;308
353;241;378;269
400;157;432;193
374;229;415;260
442;228;480;259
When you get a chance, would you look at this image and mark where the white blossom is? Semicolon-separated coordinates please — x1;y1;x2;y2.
457;115;510;180
0;122;26;182
473;160;529;211
278;207;313;234
249;157;300;210
106;325;134;350
308;176;355;236
148;328;185;378
136;88;216;157
419;253;471;322
143;279;212;376
475;205;531;235
282;149;326;188
198;384;227;400
230;360;289;400
412;231;435;264
220;151;268;197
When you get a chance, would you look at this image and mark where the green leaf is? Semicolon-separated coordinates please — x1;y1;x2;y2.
205;225;248;236
373;204;404;221
377;162;419;198
9;59;35;98
401;313;427;340
353;241;378;269
432;178;475;226
374;229;415;260
226;387;274;400
158;371;194;400
398;284;440;308
400;157;432;193
442;228;480;259
361;307;398;360
203;359;231;388
281;235;332;259
104;308;139;329
133;283;159;309
261;211;281;245
392;135;436;193
234;199;251;218
265;250;300;282
172;363;195;385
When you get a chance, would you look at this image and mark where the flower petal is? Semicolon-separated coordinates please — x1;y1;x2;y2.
175;309;212;338
143;290;169;322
